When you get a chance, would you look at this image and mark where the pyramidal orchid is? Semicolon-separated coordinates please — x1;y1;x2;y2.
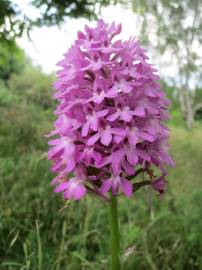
47;19;174;269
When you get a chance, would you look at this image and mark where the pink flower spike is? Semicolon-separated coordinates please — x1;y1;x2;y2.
47;19;174;201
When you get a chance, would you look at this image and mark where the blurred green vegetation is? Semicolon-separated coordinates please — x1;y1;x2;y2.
0;41;25;81
0;56;202;270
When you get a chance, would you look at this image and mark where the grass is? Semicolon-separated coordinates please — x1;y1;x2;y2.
0;76;202;269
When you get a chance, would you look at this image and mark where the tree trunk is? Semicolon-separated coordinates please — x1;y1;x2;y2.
178;86;194;129
178;87;186;121
185;91;194;129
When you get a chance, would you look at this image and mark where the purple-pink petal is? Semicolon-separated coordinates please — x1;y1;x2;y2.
120;178;133;197
100;179;112;193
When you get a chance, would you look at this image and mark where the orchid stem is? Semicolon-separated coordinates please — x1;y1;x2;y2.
109;193;121;270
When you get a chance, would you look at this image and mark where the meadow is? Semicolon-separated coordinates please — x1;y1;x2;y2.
0;67;202;270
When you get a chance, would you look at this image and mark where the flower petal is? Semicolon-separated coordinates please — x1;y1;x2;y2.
101;130;112;146
133;106;145;117
82;121;90;137
72;184;87;200
127;148;138;165
54;182;69;193
87;132;101;146
107;111;120;121
100;179;112;194
120;178;132;197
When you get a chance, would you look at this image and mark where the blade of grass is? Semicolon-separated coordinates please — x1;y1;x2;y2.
36;220;42;270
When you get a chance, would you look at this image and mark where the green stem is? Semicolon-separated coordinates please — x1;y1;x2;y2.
109;193;121;270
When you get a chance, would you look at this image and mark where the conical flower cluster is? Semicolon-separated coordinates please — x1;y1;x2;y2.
47;20;174;201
